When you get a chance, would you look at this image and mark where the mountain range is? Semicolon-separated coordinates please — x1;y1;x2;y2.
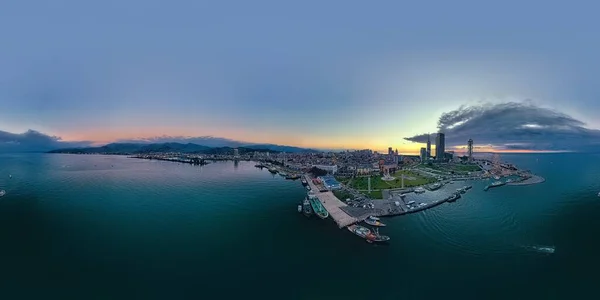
48;142;319;155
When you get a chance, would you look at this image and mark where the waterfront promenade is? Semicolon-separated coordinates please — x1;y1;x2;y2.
305;175;358;228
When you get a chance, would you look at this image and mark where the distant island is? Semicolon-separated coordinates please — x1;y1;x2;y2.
48;142;318;155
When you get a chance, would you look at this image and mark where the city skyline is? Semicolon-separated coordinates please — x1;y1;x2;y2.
2;1;600;153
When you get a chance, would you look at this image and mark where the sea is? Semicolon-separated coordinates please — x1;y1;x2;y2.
0;153;599;299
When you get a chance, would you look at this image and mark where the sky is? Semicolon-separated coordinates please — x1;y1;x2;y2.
1;0;600;153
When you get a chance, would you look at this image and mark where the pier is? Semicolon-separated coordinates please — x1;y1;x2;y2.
305;175;358;228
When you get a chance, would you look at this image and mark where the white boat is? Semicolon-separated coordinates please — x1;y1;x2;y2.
414;187;425;193
0;190;5;197
297;204;302;212
598;192;600;197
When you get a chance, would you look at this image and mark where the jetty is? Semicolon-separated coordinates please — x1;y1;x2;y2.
507;175;545;186
305;175;358;228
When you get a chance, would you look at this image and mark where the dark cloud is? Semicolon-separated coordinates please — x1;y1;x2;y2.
0;129;91;152
405;102;600;151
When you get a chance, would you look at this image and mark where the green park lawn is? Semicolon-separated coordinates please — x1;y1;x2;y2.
349;170;435;190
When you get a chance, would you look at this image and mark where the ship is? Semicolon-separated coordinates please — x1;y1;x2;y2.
0;189;5;197
268;168;278;174
414;187;426;194
364;216;386;227
306;185;311;191
446;192;461;202
347;224;390;243
308;193;329;219
254;163;264;168
286;174;300;180
302;198;313;217
279;172;288;177
301;178;308;186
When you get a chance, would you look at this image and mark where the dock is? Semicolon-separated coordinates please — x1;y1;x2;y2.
305;175;358;228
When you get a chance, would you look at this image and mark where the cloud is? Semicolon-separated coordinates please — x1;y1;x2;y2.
0;129;91;152
404;101;600;151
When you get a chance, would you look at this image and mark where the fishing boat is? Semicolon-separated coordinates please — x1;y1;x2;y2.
0;190;5;197
302;198;313;217
308;193;329;219
364;216;386;227
347;224;390;243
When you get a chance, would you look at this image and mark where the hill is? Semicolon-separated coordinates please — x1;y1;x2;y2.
47;142;284;155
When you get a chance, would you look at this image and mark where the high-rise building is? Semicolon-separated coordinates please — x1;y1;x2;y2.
420;147;427;162
233;148;239;157
467;139;474;162
435;133;445;161
426;134;431;158
388;147;393;156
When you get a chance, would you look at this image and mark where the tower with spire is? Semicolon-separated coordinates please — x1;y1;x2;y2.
426;133;431;159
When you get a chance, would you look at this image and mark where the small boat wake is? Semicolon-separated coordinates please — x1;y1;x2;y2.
523;245;555;254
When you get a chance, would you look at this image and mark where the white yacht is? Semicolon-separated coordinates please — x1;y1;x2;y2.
0;190;5;197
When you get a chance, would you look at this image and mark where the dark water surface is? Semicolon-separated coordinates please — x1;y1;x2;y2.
1;153;599;299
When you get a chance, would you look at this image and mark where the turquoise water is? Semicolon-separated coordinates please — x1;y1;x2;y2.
1;153;599;299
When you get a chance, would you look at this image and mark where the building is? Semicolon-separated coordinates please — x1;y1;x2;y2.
435;132;445;161
426;134;431;158
444;151;454;161
233;148;239;157
420;147;427;162
313;164;338;175
467;139;474;161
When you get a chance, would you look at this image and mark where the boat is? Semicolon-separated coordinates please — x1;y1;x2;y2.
598;192;600;197
301;178;308;186
268;168;278;174
364;216;386;227
347;224;390;243
308;193;329;219
286;174;300;180
306;185;311;191
0;190;5;197
414;187;426;194
302;198;313;217
255;164;264;168
447;192;461;202
297;204;302;213
465;185;473;190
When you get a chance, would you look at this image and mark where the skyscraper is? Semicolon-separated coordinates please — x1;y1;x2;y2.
233;148;239;157
467;139;473;162
435;133;445;161
420;147;427;162
388;147;393;156
426;134;431;158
